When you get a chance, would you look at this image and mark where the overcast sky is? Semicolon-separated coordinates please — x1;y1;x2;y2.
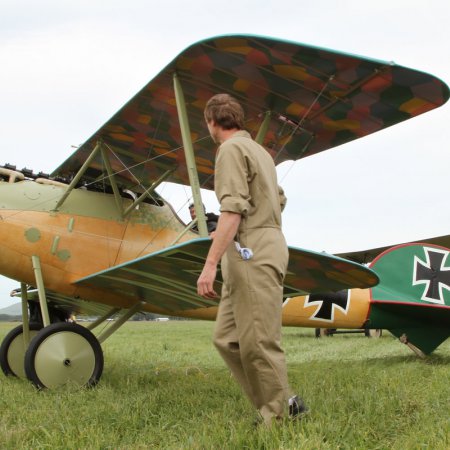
1;0;449;305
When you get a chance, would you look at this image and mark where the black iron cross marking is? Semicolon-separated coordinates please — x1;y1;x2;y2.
304;290;349;321
413;248;450;304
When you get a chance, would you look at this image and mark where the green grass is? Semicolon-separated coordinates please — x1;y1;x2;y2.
1;321;449;449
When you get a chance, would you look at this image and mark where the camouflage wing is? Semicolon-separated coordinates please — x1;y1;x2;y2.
336;234;450;264
74;238;379;312
52;35;449;191
284;245;379;296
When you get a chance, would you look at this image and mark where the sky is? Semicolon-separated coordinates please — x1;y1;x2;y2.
0;0;449;305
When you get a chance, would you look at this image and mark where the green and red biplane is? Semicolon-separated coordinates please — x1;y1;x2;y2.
296;234;450;351
0;35;448;389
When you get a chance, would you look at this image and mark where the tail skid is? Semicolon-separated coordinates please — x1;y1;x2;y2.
391;327;450;357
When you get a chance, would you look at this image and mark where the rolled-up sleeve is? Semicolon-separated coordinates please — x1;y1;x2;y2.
215;142;251;217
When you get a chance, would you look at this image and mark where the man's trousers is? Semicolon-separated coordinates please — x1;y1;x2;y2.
213;228;289;425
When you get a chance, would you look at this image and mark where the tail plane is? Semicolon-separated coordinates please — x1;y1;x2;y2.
368;243;450;356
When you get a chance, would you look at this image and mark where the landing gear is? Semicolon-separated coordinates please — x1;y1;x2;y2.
364;328;382;338
24;322;104;389
2;265;142;390
0;323;42;378
315;328;382;338
315;328;336;337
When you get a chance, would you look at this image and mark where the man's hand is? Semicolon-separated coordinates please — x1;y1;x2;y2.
196;211;241;299
197;261;218;298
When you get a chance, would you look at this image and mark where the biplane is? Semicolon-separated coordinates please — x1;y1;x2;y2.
290;235;450;352
0;35;448;389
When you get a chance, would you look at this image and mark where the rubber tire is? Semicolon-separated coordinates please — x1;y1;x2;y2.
365;328;382;338
0;323;42;378
24;322;103;389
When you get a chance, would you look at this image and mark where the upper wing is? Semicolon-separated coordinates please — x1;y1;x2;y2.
336;234;450;264
52;35;449;191
74;238;378;312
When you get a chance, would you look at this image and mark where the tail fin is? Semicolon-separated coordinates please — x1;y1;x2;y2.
368;243;450;355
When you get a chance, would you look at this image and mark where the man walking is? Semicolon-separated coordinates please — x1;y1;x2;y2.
197;94;306;426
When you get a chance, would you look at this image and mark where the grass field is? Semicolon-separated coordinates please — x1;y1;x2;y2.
0;321;449;449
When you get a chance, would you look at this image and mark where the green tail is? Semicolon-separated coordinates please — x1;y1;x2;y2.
367;243;450;355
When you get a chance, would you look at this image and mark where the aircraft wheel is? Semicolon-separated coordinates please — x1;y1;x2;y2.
315;328;331;337
365;328;382;338
0;323;42;378
24;322;103;389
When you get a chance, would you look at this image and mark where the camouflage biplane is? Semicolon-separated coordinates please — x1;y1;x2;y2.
0;35;448;388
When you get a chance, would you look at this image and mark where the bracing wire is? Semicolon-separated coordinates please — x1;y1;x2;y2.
273;75;334;164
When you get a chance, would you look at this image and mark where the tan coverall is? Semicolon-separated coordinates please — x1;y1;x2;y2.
213;130;289;425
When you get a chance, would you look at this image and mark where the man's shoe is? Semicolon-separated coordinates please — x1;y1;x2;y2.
288;395;308;418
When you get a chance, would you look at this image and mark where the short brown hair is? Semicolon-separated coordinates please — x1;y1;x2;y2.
204;94;245;130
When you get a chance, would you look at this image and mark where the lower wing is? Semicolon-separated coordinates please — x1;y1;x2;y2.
75;238;379;312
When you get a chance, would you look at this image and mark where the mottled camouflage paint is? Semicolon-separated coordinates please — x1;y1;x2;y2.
24;228;41;243
52;35;448;191
1;37;449;353
76;239;378;312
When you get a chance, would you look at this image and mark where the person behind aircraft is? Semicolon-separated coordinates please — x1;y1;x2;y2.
188;202;218;234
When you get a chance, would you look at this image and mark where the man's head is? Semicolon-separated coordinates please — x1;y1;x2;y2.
189;202;206;220
204;94;244;143
188;203;196;220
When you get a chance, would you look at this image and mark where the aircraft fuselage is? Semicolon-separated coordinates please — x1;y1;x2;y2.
0;178;372;329
0;178;195;312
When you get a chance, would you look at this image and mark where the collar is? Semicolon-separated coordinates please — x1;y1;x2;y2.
232;130;251;139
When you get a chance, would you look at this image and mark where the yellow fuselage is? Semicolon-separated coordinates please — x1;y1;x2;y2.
0;179;371;328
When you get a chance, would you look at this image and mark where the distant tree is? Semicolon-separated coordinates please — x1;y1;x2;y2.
0;314;21;322
132;312;161;321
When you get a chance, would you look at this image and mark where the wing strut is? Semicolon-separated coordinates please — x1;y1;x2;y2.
122;168;174;217
31;255;51;327
52;140;173;216
20;282;31;345
100;145;124;216
255;111;272;144
173;72;208;237
85;307;120;331
53;141;102;211
95;302;143;344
